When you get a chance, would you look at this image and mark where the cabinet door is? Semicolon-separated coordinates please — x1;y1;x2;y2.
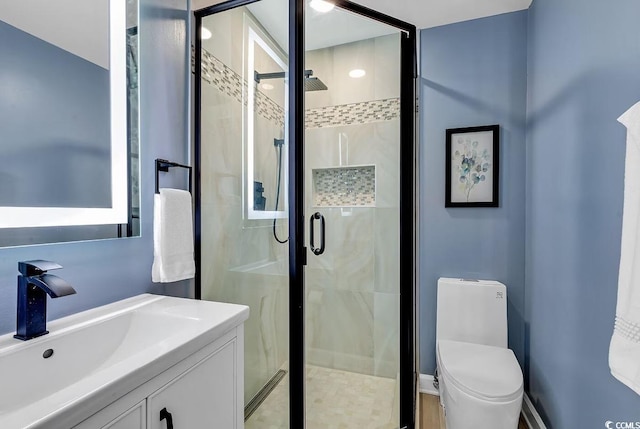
148;339;237;429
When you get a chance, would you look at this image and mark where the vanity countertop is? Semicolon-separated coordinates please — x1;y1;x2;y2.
0;294;249;429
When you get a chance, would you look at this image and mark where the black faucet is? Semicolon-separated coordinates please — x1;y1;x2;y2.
14;260;76;341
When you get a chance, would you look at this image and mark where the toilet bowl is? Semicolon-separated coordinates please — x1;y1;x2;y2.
437;340;523;429
436;278;523;429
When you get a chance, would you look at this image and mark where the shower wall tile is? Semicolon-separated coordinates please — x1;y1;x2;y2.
200;25;403;382
200;19;289;403
304;47;334;109
373;292;400;377
373;34;402;101
331;209;374;287
331;38;376;106
374;208;400;294
305;34;401;110
226;267;288;402
201;48;285;129
332;214;375;290
202;47;398;131
201;7;244;78
371;121;401;209
305;208;374;287
305;285;375;373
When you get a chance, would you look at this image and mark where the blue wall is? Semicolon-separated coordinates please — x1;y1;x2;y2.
0;0;192;336
419;11;528;374
526;0;640;426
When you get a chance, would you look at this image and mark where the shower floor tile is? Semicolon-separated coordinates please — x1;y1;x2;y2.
246;365;398;429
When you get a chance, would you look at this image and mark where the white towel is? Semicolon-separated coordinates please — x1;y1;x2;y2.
610;100;640;396
152;188;196;283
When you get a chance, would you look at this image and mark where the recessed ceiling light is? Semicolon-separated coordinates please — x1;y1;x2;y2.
310;0;334;13
261;83;274;90
349;69;366;78
201;27;212;40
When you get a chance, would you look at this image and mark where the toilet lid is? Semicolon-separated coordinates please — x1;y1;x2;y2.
438;340;523;402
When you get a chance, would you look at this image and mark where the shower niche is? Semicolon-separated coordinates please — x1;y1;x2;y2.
312;165;376;207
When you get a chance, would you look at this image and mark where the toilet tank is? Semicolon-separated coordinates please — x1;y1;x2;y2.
436;277;508;348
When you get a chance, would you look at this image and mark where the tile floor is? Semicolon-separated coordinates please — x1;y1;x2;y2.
245;365;399;429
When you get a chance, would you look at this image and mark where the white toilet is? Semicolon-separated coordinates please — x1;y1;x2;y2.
436;278;523;429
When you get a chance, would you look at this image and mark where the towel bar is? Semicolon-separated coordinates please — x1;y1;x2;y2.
155;159;192;194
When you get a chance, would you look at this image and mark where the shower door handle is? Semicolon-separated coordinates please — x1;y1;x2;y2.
309;212;325;256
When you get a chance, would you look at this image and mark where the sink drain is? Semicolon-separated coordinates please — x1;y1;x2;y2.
42;349;54;359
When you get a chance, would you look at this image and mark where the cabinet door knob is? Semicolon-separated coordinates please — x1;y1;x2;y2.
159;407;174;429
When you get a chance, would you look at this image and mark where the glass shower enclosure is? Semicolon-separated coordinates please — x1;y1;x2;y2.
195;1;416;427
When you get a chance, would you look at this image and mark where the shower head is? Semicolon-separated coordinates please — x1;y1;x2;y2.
254;69;328;92
305;76;328;92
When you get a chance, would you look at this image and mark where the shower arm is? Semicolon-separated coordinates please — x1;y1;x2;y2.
254;69;313;83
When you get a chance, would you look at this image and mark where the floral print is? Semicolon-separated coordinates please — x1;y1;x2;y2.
453;136;492;202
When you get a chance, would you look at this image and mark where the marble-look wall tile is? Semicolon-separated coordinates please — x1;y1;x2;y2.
305;208;374;286
305;34;401;110
201;48;285;129
374;34;402;101
371;121;400;209
200;16;402;384
374;208;400;294
304;47;333;109
201;7;244;76
200;7;289;404
373;292;400;378
305;286;375;373
225;266;288;402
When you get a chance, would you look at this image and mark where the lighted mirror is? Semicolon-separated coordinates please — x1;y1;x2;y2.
244;15;288;220
0;0;140;246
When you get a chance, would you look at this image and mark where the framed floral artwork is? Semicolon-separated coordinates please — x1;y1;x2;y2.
445;125;499;207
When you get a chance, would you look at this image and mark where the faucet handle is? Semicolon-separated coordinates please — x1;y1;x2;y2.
18;260;63;276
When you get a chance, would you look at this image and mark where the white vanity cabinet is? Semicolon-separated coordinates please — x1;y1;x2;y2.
74;327;244;429
147;339;236;428
100;402;146;429
0;295;249;429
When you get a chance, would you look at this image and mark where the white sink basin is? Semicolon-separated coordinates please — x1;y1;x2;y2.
0;294;249;428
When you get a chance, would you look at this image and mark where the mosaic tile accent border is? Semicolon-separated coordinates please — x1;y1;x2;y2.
199;49;399;130
313;165;376;207
201;49;285;129
306;98;400;129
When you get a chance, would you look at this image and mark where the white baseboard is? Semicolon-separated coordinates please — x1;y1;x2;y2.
418;373;439;396
522;393;547;429
419;374;547;429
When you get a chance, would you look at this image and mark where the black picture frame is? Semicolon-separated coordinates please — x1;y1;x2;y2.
445;124;499;207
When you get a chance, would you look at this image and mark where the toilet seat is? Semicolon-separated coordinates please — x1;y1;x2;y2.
438;339;523;402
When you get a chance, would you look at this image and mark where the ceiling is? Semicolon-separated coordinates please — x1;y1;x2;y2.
246;1;400;51
351;0;532;30
193;0;533;31
0;0;110;68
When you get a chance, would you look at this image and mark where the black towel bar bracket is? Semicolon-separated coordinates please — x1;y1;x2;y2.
155;158;192;194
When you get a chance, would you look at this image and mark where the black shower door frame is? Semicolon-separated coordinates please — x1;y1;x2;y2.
194;0;417;427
